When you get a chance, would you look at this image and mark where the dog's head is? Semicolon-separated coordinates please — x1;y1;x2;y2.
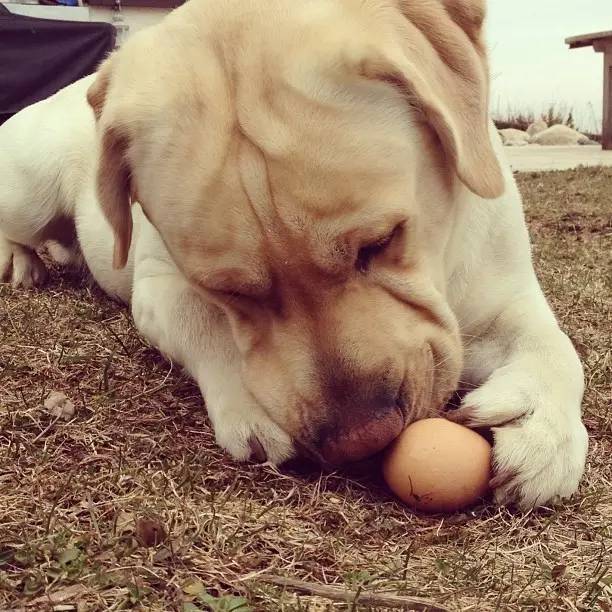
88;0;503;464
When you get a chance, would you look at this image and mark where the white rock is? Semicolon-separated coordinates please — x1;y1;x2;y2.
44;391;75;421
526;119;548;137
530;124;590;145
498;128;530;146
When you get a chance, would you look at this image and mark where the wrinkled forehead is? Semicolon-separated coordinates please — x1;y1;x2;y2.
166;63;431;288
138;8;441;283
235;58;425;228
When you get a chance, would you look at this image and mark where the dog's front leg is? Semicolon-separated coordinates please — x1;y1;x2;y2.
450;284;588;509
130;220;294;465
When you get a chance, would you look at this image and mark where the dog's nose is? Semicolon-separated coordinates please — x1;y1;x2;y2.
315;384;406;464
318;407;404;464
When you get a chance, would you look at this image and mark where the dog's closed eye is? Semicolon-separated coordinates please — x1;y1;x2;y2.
356;223;404;272
205;285;266;310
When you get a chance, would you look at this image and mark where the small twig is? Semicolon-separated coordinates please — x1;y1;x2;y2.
103;324;131;357
86;490;101;540
19;582;87;608
250;574;449;611
44;470;77;535
124;361;174;401
31;415;61;443
101;347;117;392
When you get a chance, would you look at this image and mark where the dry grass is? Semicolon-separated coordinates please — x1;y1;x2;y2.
1;168;611;611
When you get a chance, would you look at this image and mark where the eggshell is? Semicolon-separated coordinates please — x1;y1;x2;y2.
382;417;492;513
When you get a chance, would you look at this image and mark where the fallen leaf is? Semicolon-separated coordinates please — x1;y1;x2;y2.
198;591;252;611
153;546;173;563
0;548;13;567
57;546;81;568
183;579;205;596
135;516;167;547
115;510;135;535
23;575;43;596
551;564;567;580
28;583;88;606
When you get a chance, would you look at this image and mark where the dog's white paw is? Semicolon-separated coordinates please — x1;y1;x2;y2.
205;375;295;465
131;271;295;465
488;414;588;508
448;365;588;509
0;240;48;288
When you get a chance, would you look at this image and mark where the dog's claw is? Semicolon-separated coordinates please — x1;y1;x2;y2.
248;435;267;463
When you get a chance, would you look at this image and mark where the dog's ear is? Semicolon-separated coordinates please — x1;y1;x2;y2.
438;0;487;50
360;0;503;199
87;58;134;270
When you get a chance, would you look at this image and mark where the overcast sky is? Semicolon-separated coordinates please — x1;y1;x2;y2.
486;0;610;132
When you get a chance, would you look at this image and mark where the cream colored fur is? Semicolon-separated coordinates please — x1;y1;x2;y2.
0;0;587;508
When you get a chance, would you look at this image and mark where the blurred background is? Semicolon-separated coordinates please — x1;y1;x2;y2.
487;0;610;135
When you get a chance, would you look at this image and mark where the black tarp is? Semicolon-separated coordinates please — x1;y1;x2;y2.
0;4;115;123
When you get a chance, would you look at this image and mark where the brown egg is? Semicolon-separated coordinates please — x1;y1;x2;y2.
382;417;492;513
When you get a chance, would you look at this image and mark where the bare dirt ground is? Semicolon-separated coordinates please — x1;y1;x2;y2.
1;167;610;611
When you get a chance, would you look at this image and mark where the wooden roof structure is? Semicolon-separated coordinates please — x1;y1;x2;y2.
565;31;612;149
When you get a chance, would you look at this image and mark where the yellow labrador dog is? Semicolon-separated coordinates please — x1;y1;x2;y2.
0;0;587;507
